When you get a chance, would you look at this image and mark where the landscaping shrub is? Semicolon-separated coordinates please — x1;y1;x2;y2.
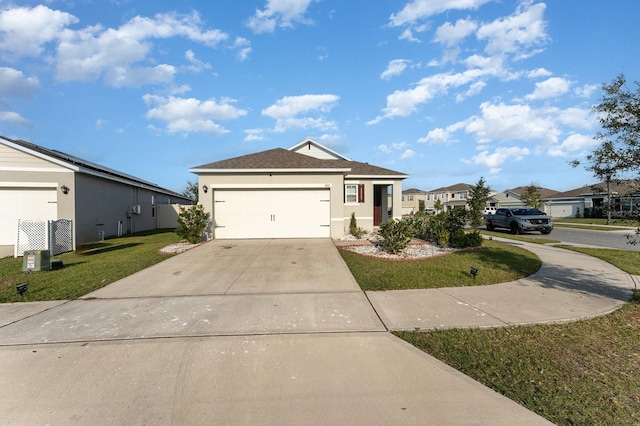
378;218;412;254
176;204;209;243
403;211;430;240
450;230;483;248
349;212;366;238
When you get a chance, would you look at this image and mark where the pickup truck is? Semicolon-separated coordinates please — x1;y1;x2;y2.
485;208;554;235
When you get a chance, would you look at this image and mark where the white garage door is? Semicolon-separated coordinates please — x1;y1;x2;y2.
0;188;58;245
213;189;330;239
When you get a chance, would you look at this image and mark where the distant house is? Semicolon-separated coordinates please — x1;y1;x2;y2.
0;136;190;257
544;181;640;218
492;186;560;210
401;188;427;215
189;138;408;239
424;183;474;212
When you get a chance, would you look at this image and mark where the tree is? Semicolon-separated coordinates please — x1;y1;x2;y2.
434;199;442;213
572;73;640;225
183;180;199;205
466;177;491;228
521;183;542;209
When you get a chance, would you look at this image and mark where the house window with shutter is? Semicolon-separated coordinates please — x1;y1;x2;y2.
345;184;365;203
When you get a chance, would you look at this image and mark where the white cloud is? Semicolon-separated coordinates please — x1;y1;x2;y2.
400;149;416;159
464;102;561;144
246;0;316;34
244;128;268;142
547;133;597;157
389;0;492;27
262;94;339;132
574;83;598;98
184;50;212;72
434;19;478;47
0;5;77;59
418;121;466;144
232;37;252;61
376;144;393;154
143;94;247;135
55;11;228;86
399;28;421;43
468;146;531;173
527;68;552;79
0;67;39;98
381;59;410;80
525;77;571;100
476;2;548;58
368;68;494;124
0;110;32;127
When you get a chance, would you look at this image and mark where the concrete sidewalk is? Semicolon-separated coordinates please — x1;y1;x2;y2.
367;239;636;331
2;237;634;425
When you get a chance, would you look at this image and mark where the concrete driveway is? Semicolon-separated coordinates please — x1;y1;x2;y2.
0;238;552;425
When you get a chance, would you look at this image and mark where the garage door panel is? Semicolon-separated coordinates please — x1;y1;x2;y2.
0;188;57;245
213;189;330;239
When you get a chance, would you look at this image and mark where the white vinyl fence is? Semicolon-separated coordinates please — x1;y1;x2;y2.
15;219;73;257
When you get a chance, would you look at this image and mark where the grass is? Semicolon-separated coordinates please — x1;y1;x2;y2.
395;291;640;425
557;246;640;275
339;239;541;291
0;230;182;303
480;230;560;244
395;246;640;425
555;217;638;231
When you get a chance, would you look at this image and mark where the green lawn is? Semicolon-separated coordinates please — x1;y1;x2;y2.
395;246;640;425
339;239;541;291
0;230;182;303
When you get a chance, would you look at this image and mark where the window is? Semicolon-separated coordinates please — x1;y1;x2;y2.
408;195;414;201
151;195;156;218
345;184;364;203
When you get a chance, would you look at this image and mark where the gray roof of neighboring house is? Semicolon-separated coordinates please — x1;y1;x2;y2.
506;186;560;199
403;188;427;194
428;183;473;192
2;135;187;198
548;180;640;199
191;148;408;177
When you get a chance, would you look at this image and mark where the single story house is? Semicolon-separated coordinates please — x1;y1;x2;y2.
401;188;427;215
0;135;190;257
492;186;560;210
544;181;640;218
189;139;408;239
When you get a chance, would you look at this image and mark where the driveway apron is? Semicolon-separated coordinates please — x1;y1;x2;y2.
0;238;554;425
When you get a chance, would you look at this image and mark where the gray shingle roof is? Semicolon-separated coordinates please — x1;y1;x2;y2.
191;148;407;177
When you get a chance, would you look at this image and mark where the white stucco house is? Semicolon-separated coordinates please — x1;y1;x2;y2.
189;139;408;239
0;136;190;257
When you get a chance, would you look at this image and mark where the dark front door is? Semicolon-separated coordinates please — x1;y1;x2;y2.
374;186;382;226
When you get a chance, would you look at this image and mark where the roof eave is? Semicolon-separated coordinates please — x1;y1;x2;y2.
189;167;352;174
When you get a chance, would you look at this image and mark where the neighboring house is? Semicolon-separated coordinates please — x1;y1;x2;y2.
0;136;190;257
544;181;640;218
401;188;427;215
492;186;559;210
424;183;473;211
189;139;408;239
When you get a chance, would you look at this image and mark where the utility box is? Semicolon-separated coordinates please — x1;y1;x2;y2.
23;250;51;272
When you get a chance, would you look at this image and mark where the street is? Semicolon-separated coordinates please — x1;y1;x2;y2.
490;225;640;251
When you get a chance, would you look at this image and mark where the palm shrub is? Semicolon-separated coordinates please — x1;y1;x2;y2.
176;204;209;243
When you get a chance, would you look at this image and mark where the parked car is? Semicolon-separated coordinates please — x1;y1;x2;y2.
424;208;437;215
485;207;553;235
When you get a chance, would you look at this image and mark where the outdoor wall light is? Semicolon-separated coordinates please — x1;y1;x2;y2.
470;266;479;279
202;184;208;193
16;282;28;296
61;185;70;195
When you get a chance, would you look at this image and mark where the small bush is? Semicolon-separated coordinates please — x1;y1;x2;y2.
450;230;483;248
176;204;209;244
349;212;366;238
378;219;412;254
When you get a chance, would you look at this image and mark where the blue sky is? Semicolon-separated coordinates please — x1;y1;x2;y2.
1;1;639;194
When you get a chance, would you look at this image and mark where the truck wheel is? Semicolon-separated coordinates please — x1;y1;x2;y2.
486;222;494;231
510;223;520;235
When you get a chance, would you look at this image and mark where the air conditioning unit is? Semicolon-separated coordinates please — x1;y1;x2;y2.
132;205;141;214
